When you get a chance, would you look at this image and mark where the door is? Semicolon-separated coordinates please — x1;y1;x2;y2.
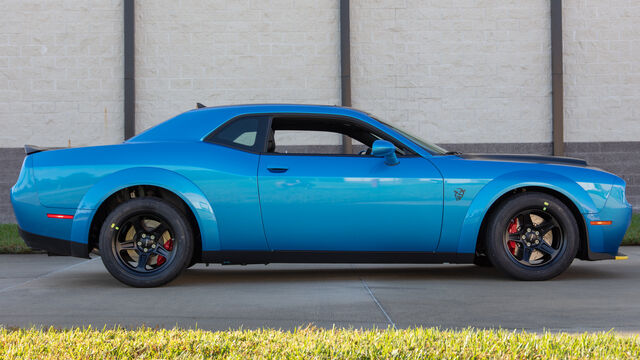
257;116;443;252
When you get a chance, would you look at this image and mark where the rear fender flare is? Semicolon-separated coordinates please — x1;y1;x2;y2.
70;167;219;251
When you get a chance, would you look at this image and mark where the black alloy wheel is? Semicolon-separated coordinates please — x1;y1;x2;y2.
99;198;193;287
485;192;579;281
503;209;565;267
111;213;176;273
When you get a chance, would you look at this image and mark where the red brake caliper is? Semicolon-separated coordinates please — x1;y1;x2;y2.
156;239;173;266
507;218;518;255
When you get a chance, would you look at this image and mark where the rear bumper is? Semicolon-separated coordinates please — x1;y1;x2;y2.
19;228;89;258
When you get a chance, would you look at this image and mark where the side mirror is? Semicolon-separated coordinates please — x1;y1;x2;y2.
371;140;399;166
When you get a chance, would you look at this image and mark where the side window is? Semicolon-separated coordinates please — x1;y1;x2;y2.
274;130;366;154
205;116;266;152
268;117;410;156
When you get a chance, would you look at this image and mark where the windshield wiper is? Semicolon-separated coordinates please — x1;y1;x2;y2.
443;151;462;156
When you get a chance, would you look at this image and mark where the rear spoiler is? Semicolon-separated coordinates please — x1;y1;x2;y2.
24;145;50;155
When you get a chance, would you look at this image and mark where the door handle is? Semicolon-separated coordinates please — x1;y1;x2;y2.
267;167;288;173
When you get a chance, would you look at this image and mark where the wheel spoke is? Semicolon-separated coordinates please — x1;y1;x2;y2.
153;245;170;258
131;216;146;233
537;242;558;257
136;252;150;270
536;220;556;236
508;233;524;242
519;214;534;229
117;241;136;251
521;247;533;263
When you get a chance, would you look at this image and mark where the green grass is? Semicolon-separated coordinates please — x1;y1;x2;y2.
0;326;638;360
623;214;640;245
0;224;35;254
1;214;639;254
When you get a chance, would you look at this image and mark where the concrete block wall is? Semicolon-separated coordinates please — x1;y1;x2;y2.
565;142;640;209
135;0;341;133
563;0;640;142
0;148;23;223
562;0;640;211
350;0;552;144
3;1;637;147
0;0;124;148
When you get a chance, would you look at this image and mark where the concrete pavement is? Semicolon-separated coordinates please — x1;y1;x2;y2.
0;247;639;332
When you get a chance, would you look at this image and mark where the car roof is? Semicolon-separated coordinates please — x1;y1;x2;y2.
188;103;371;117
127;104;374;143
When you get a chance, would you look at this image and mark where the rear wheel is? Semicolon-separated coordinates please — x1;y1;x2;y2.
485;192;578;281
99;198;193;287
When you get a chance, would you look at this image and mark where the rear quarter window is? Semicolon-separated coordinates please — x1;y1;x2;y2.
204;116;267;153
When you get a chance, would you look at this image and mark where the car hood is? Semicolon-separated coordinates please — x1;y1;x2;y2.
458;153;588;167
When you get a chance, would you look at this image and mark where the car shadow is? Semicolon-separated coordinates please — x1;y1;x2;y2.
173;264;498;285
166;262;629;287
62;260;631;288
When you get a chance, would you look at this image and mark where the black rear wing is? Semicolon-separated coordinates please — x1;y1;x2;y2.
24;145;50;155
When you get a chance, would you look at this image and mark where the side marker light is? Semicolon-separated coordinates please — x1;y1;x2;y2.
47;214;74;219
590;220;612;225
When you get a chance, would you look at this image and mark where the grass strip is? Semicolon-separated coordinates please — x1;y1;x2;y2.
623;213;640;245
0;326;638;360
1;214;639;254
0;224;34;254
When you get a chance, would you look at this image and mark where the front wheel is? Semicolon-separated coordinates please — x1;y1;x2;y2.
485;192;579;281
99;198;194;287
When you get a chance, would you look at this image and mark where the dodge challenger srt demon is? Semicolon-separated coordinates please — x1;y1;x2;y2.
11;104;632;287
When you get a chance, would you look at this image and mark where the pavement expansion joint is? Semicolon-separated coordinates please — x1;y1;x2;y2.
360;278;396;329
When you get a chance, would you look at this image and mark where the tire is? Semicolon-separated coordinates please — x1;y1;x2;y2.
485;192;579;281
99;198;194;287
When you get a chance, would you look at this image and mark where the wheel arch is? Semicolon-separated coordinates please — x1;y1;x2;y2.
474;186;590;261
456;170;597;258
70;167;219;256
87;185;203;262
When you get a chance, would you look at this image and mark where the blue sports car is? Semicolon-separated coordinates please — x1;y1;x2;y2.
11;104;632;287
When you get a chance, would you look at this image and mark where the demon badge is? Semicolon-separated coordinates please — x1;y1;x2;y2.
454;188;466;201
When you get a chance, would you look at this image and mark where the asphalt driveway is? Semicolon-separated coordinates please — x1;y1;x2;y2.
1;247;639;332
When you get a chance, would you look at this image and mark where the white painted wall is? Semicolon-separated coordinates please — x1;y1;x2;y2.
1;1;638;148
135;0;341;136
0;0;124;148
350;0;552;144
563;0;640;142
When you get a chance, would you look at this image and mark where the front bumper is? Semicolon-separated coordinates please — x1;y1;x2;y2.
19;228;89;258
583;183;632;260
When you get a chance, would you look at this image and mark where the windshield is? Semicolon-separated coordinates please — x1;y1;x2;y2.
374;118;448;155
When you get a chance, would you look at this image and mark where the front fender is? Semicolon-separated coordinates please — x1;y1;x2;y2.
456;170;599;254
70;167;219;251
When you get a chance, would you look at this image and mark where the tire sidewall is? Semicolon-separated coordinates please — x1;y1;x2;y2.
485;192;579;281
99;198;193;287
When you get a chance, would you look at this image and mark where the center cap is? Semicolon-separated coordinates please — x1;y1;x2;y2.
523;232;539;247
138;234;154;247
